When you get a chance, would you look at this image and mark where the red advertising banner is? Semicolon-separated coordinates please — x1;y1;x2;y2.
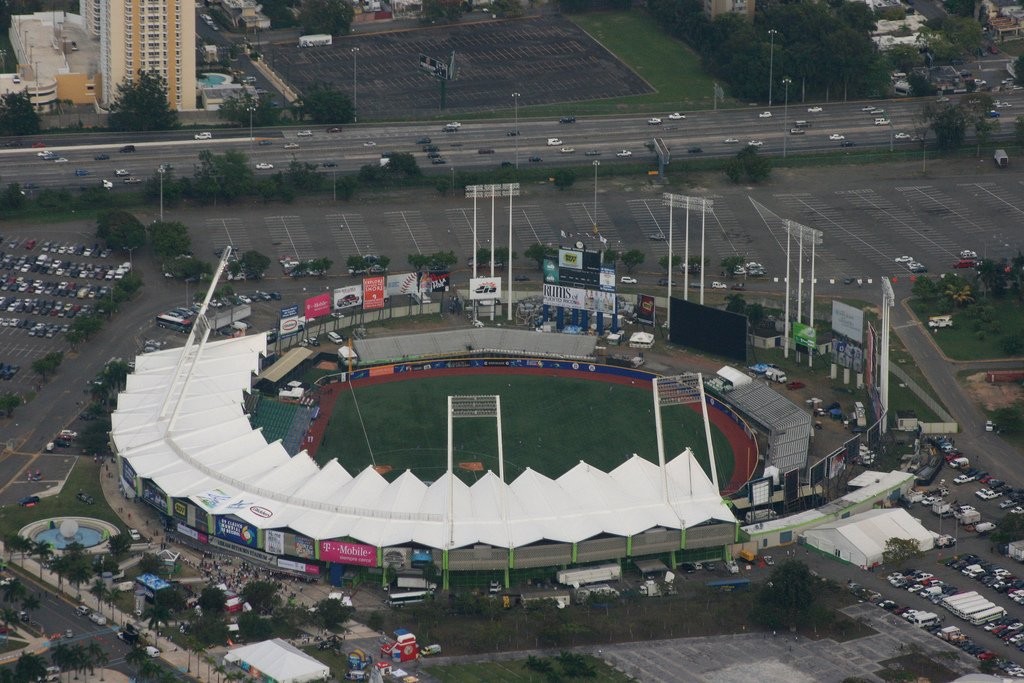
304;292;331;320
636;294;656;326
319;540;377;566
363;276;386;310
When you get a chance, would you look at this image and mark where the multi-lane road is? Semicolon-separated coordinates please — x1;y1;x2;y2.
2;92;1021;191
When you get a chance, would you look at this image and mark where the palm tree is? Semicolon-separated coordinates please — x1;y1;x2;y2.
88;579;110;618
944;282;975;308
20;593;41;626
3;534;33;563
50;643;73;680
70;643;89;682
13;652;48;683
86;641;107;681
0;607;17;640
143;603;172;647
31;541;53;580
2;579;26;605
124;646;148;671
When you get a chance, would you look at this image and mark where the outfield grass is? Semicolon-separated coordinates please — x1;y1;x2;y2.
318;374;734;486
908;298;1024;361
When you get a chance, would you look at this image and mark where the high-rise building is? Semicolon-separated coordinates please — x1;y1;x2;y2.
98;0;196;111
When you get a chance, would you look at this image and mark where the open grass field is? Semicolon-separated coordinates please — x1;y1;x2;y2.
908;298;1024;361
317;374;734;486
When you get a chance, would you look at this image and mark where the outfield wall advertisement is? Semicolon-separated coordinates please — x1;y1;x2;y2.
469;276;503;301
279;304;301;335
387;272;420;297
363;276;386;310
333;286;362;310
304;293;331;320
542;284;614;314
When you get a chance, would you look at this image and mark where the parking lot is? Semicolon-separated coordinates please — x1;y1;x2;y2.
263;15;653;118
0;236;134;393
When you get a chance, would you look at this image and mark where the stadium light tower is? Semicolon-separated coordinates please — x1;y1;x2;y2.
880;278;895;434
465;183;520;322
653;373;719;496
663;194;713;326
781;220;823;365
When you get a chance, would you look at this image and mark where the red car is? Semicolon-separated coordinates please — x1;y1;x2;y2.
31;142;46;148
786;381;805;390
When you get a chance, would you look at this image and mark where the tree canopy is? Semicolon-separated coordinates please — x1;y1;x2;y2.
298;0;354;35
218;92;282;128
109;71;178;132
96;210;146;253
0;92;40;136
148;221;193;263
299;86;353;124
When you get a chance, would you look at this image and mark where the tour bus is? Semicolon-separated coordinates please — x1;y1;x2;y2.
386;589;433;607
853;401;867;429
155;310;194;333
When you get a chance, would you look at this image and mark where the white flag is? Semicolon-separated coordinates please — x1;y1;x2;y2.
599;234;608;245
560;230;567;238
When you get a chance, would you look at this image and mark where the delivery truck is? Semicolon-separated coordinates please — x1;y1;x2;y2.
557;563;621;587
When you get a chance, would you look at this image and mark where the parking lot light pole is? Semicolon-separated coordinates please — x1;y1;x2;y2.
782;77;791;158
351;48;359;123
767;29;778;107
512;92;520;168
158;166;165;222
246;104;255;155
592;161;600;235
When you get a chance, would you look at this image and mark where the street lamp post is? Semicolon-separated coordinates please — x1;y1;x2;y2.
592;161;600;235
351;48;360;123
767;29;778;107
158;166;165;222
247;104;255;155
782;77;791;158
512;92;520;168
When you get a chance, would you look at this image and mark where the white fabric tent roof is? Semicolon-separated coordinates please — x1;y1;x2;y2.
716;365;751;388
223;638;328;683
801;508;935;568
112;334;737;551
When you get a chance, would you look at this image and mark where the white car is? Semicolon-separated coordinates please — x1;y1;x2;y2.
1001;498;1017;509
758;111;772;118
647;117;662;125
747;140;763;147
128;528;141;541
807;106;823;113
296;130;313;137
284;143;299;149
194;132;212;140
829;134;845;141
616;150;632;157
255;162;274;170
559;146;576;154
961;250;978;259
620;276;637;284
953;474;975;484
102;179;113;189
668;112;685;120
53;157;69;163
874;118;891;126
995;101;1012;108
362;141;376;147
894;132;911;140
115;169;129;176
547;138;563;146
711;281;727;289
861;105;876;112
894;255;914;263
723;137;739;144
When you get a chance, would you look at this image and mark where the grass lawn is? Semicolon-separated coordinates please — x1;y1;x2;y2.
908;298;1024;361
0;457;125;543
567;12;719;111
318;374;734;486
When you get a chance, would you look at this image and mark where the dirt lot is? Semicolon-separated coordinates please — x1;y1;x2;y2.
964;371;1023;411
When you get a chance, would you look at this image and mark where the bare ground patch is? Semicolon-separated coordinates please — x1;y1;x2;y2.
963;371;1023;411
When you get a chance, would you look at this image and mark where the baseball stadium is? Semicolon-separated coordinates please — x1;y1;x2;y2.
112;296;765;591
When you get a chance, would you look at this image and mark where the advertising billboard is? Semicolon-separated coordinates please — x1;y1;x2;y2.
792;322;816;350
333;285;362;311
422;272;450;292
551;249;603;289
832;301;864;342
279;304;301;336
748;476;772;506
319;540;377;566
363;276;386;310
637;294;656;326
469;276;503;301
833;339;864;372
304;292;331;320
215;517;258;548
387;272;420;297
543;258;559;284
542;283;613;312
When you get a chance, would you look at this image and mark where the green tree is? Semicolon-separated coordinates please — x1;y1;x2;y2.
240;580;280;615
992;404;1023;434
298;0;354;35
928;103;967;150
423;0;464;21
31;352;63;381
658;254;682;272
14;652;48;683
194;150;254;203
621;250;645;273
0;182;26;212
96;210;147;253
0;92;41;135
720;255;744;277
525;243;556;270
148;221;192;263
751;560;816;630
30;541;52;580
217;92;281;128
238;610;275;641
88;579;112;619
299;86;353;124
1001;334;1023;356
907;72;934;98
108;532;132;557
312;597;353;631
552;169;577;190
427;250;457;272
975;259;1008;297
882;537;923;565
109;70;178;132
198;585;228;615
725;146;771;183
239;250;271;279
0;394;21;418
725;294;747;314
143;601;173;646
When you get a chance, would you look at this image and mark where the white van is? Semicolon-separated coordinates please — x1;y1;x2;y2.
948;457;969;469
327;331;344;344
975;522;997;534
547;138;563;146
194;132;212;140
910;611;940;627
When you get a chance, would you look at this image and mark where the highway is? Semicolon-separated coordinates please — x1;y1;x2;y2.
2;93;1021;191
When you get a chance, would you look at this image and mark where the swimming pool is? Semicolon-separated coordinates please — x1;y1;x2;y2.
198;73;232;88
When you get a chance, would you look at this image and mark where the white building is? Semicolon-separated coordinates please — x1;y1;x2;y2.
97;0;196;111
801;507;935;568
